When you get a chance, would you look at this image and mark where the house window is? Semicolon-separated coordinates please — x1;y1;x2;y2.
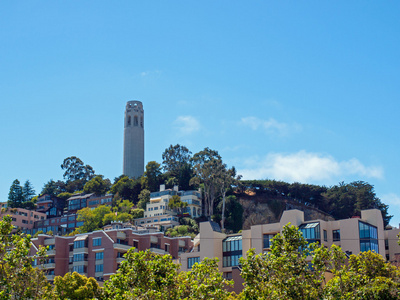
299;222;321;244
187;257;200;269
323;230;328;242
263;234;275;249
73;265;86;274
222;235;242;267
333;230;341;242
73;253;87;262
95;264;103;272
359;221;378;253
74;240;86;249
93;238;102;247
95;252;104;260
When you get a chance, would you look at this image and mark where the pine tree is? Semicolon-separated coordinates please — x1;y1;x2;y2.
22;180;35;202
7;179;24;208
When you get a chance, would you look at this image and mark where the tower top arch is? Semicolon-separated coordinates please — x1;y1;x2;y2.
126;100;143;111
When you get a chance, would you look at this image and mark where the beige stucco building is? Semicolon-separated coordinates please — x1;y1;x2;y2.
135;185;202;230
180;208;399;293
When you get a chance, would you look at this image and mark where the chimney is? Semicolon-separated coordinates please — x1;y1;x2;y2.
160;184;165;192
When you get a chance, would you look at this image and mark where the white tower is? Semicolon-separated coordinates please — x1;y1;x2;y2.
123;101;144;179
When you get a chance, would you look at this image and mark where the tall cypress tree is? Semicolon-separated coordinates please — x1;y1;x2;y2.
8;179;24;208
22;180;36;202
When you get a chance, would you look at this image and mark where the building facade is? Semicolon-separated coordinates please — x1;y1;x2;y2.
66;193;113;214
180;208;397;293
123;100;144;179
134;185;202;229
30;222;192;282
0;203;46;230
36;194;66;218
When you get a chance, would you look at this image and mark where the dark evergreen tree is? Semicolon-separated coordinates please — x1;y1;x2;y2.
8;179;24;208
22;180;36;202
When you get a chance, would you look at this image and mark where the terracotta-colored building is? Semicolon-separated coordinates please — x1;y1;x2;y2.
0;203;46;230
30;222;192;282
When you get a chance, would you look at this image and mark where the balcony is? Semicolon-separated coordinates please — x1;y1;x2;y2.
47;249;56;256
72;261;88;267
150;248;167;255
45;275;55;281
44;238;55;246
116;231;126;240
73;247;88;254
113;243;131;251
116;257;126;264
39;263;56;269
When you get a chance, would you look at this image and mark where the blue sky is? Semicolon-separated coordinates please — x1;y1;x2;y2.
1;1;399;226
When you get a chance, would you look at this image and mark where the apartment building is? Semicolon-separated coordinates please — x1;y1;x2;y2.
134;185;202;229
30;221;192;282
36;194;66;218
180;208;398;293
66;193;113;213
0;203;46;230
25;213;81;236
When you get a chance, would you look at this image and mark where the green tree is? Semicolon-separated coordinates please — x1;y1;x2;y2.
22;180;36;202
177;258;235;299
41;179;66;197
162;144;193;190
217;164;241;231
141;161;163;192
137;188;151;210
168;195;187;214
324;250;400;299
190;148;223;218
216;195;243;233
0;215;51;299
7;179;24;208
323;181;392;226
110;176;142;204
131;208;144;219
76;205;112;233
104;249;180;299
61;156;95;192
239;224;326;300
83;175;111;195
53;271;103;300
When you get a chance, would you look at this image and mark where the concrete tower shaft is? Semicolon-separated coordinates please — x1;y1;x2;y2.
123;100;144;179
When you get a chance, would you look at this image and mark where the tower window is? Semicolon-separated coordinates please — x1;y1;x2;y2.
140;117;143;128
127;116;131;126
134;116;138;126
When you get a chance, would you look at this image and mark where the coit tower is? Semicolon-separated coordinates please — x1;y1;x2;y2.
123;100;144;179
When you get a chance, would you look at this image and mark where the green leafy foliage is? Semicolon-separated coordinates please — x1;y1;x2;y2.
53;272;103;300
137;188;150;210
324;250;400;299
240;180;392;227
141;161;163;192
216;195;243;233
61;156;95;192
239;224;327;300
7;179;24;208
110;176;142;204
83;175;111;195
178;258;235;299
104;249;180;299
76;205;112;233
0;215;51;299
162;144;194;190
